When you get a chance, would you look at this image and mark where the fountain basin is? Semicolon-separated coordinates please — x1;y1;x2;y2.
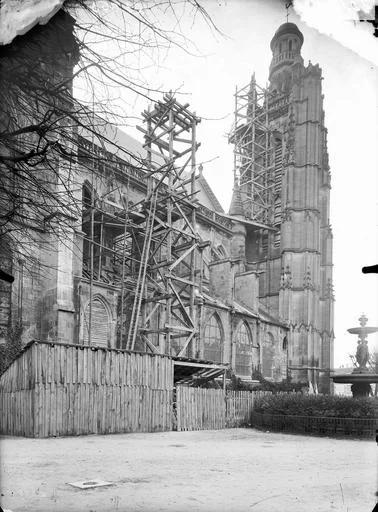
331;371;378;397
332;373;378;384
347;326;378;335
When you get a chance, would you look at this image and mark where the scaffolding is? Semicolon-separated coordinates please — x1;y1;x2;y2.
80;94;204;358
229;75;276;226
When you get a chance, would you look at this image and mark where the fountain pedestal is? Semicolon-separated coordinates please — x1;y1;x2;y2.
331;314;378;398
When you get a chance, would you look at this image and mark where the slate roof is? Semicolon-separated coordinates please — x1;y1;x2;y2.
201;292;286;328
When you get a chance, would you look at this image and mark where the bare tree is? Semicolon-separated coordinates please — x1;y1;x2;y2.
0;0;215;266
0;0;216;369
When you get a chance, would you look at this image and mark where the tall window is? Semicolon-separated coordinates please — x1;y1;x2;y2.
235;322;253;377
203;314;223;362
83;296;110;348
0;243;13;341
288;39;292;51
82;181;93;209
262;332;274;378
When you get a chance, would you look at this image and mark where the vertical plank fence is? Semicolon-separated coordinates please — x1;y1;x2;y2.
0;341;174;437
176;386;266;431
0;344;35;437
176;386;226;431
1;341;276;437
226;390;254;427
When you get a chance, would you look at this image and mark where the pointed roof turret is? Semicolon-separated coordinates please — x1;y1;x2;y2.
229;181;245;217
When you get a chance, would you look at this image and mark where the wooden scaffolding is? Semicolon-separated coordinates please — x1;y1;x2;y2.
229;75;276;226
81;94;205;358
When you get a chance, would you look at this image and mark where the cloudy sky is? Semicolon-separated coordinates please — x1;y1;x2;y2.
73;0;378;367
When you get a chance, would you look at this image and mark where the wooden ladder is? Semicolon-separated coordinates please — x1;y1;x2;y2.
127;193;157;350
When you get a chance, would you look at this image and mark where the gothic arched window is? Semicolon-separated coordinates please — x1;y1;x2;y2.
83;296;111;348
82;181;93;210
0;241;13;340
210;244;227;262
262;332;275;378
235;322;253;377
216;245;227;259
203;313;223;362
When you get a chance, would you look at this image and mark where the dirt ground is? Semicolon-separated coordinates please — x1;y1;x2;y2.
0;428;376;512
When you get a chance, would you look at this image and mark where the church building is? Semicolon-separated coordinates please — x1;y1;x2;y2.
0;14;334;392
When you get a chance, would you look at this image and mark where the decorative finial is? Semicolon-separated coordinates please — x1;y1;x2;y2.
285;1;293;23
359;313;368;327
198;163;203;176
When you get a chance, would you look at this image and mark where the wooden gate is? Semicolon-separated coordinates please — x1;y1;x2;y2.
176;386;226;431
176;386;255;431
226;390;254;427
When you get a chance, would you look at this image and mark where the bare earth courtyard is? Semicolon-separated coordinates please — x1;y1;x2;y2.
0;429;376;512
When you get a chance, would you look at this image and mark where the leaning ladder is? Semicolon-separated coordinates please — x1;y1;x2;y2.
126;193;157;350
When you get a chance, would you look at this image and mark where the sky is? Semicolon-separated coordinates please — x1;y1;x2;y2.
75;0;378;367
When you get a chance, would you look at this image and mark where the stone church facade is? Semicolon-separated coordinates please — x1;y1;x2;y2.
0;15;333;391
229;23;334;391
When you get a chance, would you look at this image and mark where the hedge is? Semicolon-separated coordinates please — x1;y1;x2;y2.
253;393;378;418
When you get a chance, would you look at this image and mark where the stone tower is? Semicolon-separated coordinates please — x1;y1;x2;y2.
230;22;334;392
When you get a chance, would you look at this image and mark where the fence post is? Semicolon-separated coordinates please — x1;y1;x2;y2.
224;386;228;428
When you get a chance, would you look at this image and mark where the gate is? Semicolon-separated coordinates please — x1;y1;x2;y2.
176;386;255;431
176;386;226;431
226;390;254;427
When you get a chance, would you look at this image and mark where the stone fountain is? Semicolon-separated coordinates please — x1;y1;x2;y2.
331;314;378;397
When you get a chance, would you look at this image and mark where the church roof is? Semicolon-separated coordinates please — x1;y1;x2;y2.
78;117;166;169
79;118;227;215
201;292;287;328
270;22;304;50
228;182;244;217
196;174;224;213
258;306;287;328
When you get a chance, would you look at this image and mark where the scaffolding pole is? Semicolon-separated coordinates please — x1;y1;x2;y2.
229;74;276;226
80;94;202;357
124;93;202;356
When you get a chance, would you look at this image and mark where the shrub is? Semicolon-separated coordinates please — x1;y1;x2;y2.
0;322;23;375
251;369;307;393
253;393;378;418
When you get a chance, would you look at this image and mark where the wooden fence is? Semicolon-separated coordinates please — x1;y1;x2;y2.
226;390;254;427
0;342;35;437
0;341;273;437
0;341;173;437
175;387;263;431
176;386;226;431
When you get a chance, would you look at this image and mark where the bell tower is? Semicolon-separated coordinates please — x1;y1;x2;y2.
269;22;304;87
229;22;334;393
